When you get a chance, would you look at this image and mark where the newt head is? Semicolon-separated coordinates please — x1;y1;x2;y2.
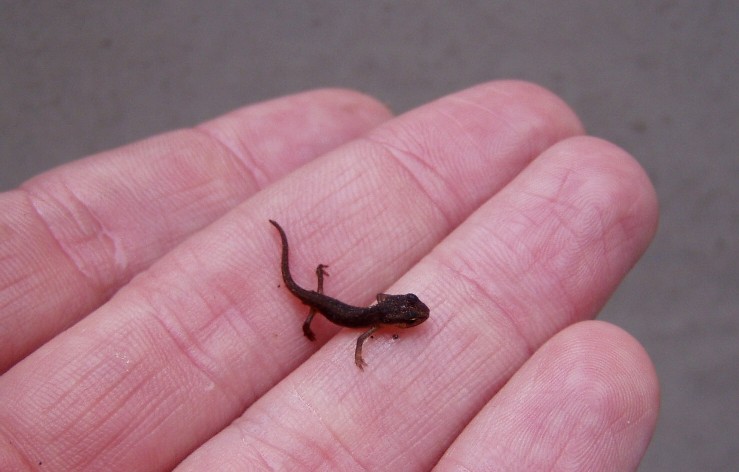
375;293;430;327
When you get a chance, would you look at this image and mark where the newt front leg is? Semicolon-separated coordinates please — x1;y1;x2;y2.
355;325;379;369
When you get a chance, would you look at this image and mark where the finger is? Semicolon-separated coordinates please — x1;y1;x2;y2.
0;88;391;372
177;136;658;470
0;81;582;471
436;321;659;471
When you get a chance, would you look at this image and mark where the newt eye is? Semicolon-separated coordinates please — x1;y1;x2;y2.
403;314;428;327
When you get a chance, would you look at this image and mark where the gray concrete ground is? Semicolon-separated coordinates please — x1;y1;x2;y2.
2;2;737;470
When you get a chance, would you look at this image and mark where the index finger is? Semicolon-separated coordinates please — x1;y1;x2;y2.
0;89;391;372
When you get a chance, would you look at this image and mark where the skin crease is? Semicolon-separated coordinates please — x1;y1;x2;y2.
0;81;659;471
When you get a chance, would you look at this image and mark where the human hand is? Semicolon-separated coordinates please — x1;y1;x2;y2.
0;82;659;471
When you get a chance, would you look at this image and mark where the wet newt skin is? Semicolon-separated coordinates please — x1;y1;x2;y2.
269;220;430;369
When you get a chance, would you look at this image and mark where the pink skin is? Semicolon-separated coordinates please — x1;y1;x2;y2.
0;82;658;471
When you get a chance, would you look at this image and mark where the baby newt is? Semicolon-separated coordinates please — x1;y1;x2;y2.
269;220;430;369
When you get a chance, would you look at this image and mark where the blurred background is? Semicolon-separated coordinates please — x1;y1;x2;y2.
2;2;737;469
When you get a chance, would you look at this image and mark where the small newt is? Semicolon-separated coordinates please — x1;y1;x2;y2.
269;220;430;369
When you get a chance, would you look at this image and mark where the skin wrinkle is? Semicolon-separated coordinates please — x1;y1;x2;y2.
361;135;456;230
427;298;499;383
350;206;430;293
35;345;138;441
599;215;625;277
180;263;267;381
137;137;251;219
406;425;445;468
441;338;483;387
230;424;293;470
528;406;578;471
313;411;369;471
297;173;368;234
0;421;38;471
421;369;486;446
185;305;252;399
337;167;404;233
124;395;203;470
308;365;424;469
373;388;416;434
552;399;611;470
22;186;108;293
143;298;238;408
133;247;273;404
158;172;235;225
525;224;582;328
446;94;509;115
191;124;264;190
241;399;297;467
602;205;649;277
480;212;536;276
445;94;527;141
240;404;346;471
53;363;156;471
505;196;602;324
438;459;474;472
448;93;559;177
361;409;421;469
0;268;34;315
543;424;574;472
56;181;126;280
544;148;653;278
539;187;625;315
241;435;283;472
429;105;487;212
419;316;494;406
548;440;575;472
235;327;278;403
438;240;536;358
76;398;146;471
85;361;156;433
215;299;285;397
592;213;619;301
555;400;607;463
244;438;280;472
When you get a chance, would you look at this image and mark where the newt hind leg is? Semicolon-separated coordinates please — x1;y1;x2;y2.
302;264;329;341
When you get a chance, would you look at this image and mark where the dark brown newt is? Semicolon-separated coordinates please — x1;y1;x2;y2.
269;220;430;369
